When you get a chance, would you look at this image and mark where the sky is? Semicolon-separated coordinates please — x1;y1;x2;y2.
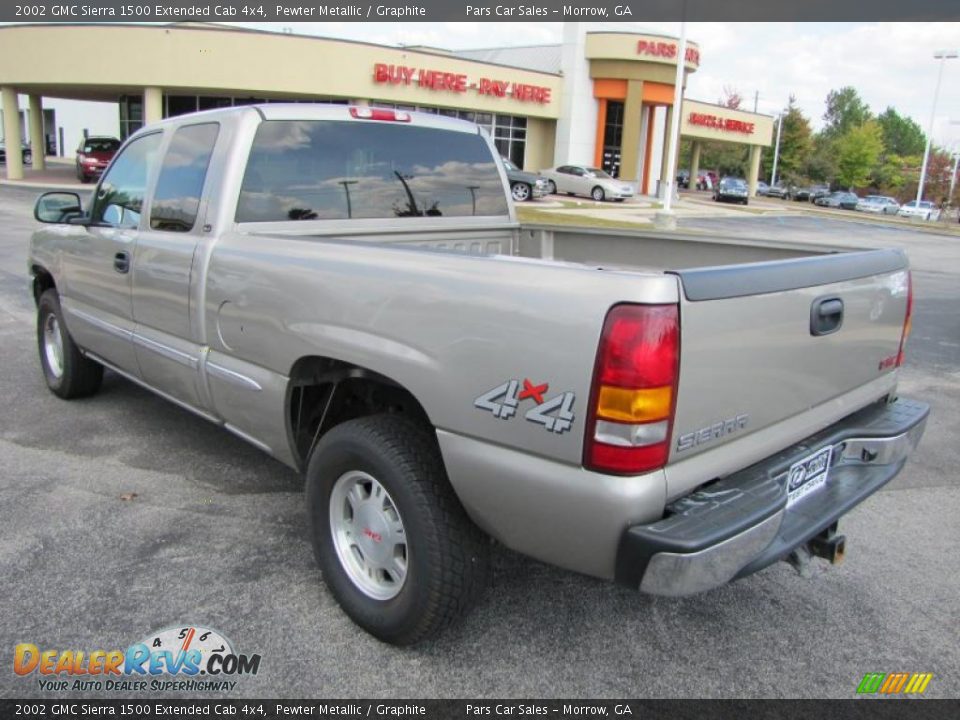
229;20;960;148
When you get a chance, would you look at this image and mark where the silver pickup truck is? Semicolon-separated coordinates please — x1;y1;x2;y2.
29;105;928;644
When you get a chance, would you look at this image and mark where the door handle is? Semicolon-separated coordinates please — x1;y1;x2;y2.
113;251;130;274
810;296;843;336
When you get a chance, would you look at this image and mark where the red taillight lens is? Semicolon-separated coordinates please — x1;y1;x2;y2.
349;107;411;122
584;304;680;475
896;271;913;367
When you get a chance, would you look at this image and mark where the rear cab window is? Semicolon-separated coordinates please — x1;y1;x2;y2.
236;120;509;222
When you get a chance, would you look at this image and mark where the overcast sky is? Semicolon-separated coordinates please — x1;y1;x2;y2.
232;21;960;148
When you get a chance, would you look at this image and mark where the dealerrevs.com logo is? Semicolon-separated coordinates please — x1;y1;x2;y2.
14;625;261;693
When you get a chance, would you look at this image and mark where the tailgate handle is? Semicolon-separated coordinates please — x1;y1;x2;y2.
811;297;844;336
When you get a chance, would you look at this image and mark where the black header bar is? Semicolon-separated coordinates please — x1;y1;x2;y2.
2;0;960;23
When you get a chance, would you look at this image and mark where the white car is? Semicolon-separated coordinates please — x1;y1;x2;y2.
898;200;941;221
856;195;900;214
539;164;634;202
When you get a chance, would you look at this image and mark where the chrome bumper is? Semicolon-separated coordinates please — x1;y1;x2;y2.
617;397;929;596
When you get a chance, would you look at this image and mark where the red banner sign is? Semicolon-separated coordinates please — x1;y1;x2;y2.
688;112;755;134
373;63;552;104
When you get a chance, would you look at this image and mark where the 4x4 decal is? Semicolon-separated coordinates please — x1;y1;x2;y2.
474;378;575;434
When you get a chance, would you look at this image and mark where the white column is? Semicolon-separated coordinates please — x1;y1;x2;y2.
143;86;163;126
1;87;24;180
553;22;597;166
28;95;46;171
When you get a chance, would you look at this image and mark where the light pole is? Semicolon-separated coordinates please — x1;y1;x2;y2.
661;15;687;214
770;112;784;186
916;50;958;205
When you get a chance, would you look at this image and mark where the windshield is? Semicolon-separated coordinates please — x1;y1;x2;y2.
722;179;746;188
82;138;120;153
586;168;612;179
237;120;509;222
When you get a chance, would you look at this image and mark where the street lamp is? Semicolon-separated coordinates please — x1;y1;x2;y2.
916;49;958;205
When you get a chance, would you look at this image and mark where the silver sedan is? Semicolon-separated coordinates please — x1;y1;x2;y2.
539;165;635;202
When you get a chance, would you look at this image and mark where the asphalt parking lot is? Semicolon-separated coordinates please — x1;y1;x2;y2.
0;185;957;700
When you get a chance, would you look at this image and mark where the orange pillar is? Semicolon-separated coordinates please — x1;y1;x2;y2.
594;99;608;169
641;105;657;196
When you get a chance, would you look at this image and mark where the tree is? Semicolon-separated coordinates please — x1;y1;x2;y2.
719;86;743;110
761;96;813;183
876;107;926;157
835;120;884;188
822;87;872;140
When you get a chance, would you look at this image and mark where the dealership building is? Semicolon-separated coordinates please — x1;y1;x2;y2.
0;22;774;195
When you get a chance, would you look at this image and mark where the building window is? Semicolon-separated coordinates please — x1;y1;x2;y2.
602;101;624;178
494;114;526;167
118;95;143;140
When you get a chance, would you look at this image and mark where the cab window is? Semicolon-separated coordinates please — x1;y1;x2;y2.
150;123;220;232
91;132;163;228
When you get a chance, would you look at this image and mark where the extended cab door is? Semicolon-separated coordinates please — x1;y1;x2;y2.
131;122;221;409
59;131;163;376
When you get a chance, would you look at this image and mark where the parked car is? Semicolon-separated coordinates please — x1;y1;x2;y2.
815;191;859;210
75;136;121;183
713;177;749;205
755;180;770;196
0;141;32;165
898;200;941;221
809;185;831;203
28;103;927;645
766;183;789;199
789;186;811;201
540;164;634;201
695;171;717;191
857;196;900;215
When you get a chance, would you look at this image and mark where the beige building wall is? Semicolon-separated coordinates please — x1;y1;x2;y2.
0;24;562;121
524;117;556;172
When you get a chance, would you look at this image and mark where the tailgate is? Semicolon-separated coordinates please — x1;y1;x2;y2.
666;249;910;497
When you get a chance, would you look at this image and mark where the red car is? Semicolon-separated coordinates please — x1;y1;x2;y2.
75;136;120;183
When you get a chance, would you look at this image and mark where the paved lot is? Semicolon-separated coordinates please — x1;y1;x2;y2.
0;186;957;699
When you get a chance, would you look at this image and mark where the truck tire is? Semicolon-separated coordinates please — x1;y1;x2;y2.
37;289;103;399
305;414;490;645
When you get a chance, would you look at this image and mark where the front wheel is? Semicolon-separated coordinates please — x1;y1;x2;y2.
510;182;532;202
591;186;605;202
37;289;103;399
306;415;490;645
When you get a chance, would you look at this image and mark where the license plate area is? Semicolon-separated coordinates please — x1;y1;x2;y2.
785;445;833;508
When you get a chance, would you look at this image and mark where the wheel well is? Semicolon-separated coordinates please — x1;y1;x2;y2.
286;356;432;470
32;266;56;305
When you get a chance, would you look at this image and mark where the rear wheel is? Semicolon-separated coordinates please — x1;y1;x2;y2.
545;180;556;195
510;182;532;202
306;414;490;645
37;289;103;399
591;186;605;202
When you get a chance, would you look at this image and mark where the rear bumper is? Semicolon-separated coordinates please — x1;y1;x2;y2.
615;397;929;596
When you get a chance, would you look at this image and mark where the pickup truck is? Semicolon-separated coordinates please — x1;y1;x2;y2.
29;104;928;645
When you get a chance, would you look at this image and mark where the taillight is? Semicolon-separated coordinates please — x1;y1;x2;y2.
584;304;680;475
349;107;411;122
896;271;913;367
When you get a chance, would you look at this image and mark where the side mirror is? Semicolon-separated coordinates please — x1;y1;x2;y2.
34;192;84;224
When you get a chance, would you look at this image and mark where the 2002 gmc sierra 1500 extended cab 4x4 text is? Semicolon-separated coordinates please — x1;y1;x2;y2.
28;105;928;644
